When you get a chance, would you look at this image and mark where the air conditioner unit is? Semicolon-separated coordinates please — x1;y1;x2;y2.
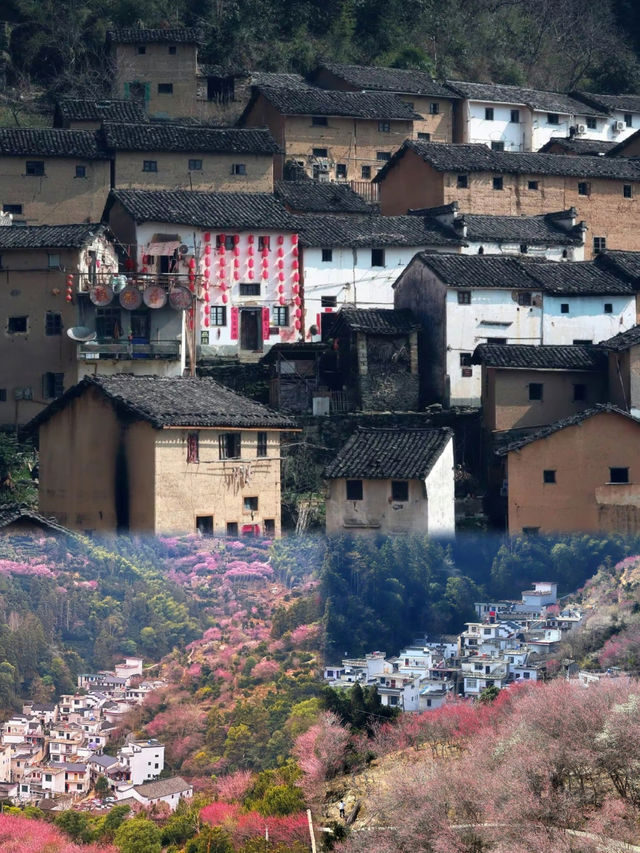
614;120;626;132
576;123;587;135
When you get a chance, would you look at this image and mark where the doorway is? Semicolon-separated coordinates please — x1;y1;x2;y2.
240;308;262;351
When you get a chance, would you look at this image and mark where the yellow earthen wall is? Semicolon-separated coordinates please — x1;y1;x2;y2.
113;151;274;192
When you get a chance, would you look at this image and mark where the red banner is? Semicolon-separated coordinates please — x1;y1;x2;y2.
262;307;270;342
230;307;239;340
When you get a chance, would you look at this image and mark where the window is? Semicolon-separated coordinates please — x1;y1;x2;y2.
487;337;507;344
491;141;505;151
96;307;121;340
336;163;347;179
26;161;45;176
312;147;328;157
321;295;337;307
625;113;633;127
169;45;177;54
361;165;371;179
578;181;589;196
137;45;146;54
48;253;60;268
520;244;528;255
376;151;391;161
543;470;556;484
226;522;238;536
158;83;173;94
529;382;543;401
417;132;431;141
0;390;5;402
517;292;532;305
3;204;22;214
219;433;241;459
391;481;409;502
43;372;64;399
547;113;559;125
257;432;267;457
604;303;613;314
239;282;260;296
378;121;391;132
312;116;328;126
493;176;503;190
231;163;247;175
528;180;539;190
272;306;289;326
510;109;520;123
217;235;235;250
457;291;471;304
593;236;606;254
346;479;363;501
371;248;385;267
624;184;633;198
8;316;27;333
485;107;494;121
561;303;569;313
196;516;213;535
457;174;468;189
460;353;472;366
143;160;158;172
573;339;592;345
321;248;333;263
187;433;199;463
573;383;587;401
45;312;62;336
429;102;440;115
523;526;540;535
188;159;203;171
264;518;275;536
75;165;86;178
610;467;629;483
256;236;271;253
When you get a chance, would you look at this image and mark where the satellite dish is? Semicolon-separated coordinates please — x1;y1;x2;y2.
67;326;97;343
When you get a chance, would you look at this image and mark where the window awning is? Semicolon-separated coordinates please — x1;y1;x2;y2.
146;241;180;256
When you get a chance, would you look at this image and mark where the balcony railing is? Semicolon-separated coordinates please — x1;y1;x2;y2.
78;340;181;360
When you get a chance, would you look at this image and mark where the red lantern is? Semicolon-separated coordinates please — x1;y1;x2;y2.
262;270;269;280
222;293;228;303
248;245;254;256
205;317;210;327
233;246;239;257
248;270;254;280
189;257;196;269
294;319;301;330
294;296;301;306
261;247;269;257
279;296;286;306
203;268;210;281
142;266;148;274
295;308;302;318
292;234;299;245
205;255;211;268
233;234;240;244
219;256;225;267
220;282;227;291
65;293;73;302
292;284;299;294
233;257;239;268
205;243;211;255
278;284;284;294
293;272;300;283
277;247;284;258
278;272;285;282
293;246;299;258
204;232;211;242
292;259;299;270
234;271;240;281
248;258;254;268
277;235;284;245
219;246;226;257
219;234;226;242
204;290;210;303
204;305;210;315
248;234;255;244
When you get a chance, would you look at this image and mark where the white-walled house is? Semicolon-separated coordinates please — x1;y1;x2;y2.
324;427;455;536
117;739;164;785
571;92;640;143
117;776;193;811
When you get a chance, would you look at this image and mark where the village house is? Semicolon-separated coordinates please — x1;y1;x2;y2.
310;62;459;142
496;404;640;534
445;81;609;152
0;508;73;537
599;325;640;417
0;128;111;226
324;426;455;535
104;188;300;361
116;775;193;811
116;739;164;785
240;85;419;188
570;92;640;142
0;223;118;427
374;140;640;258
29;374;295;536
274;179;372;214
53;98;149;130
538;137;617;156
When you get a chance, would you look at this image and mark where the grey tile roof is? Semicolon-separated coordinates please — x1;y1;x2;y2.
460;212;583;245
332;307;420;335
595;250;640;280
252;86;421;120
471;343;606;370
607;129;640;157
134;776;191;798
317;62;458;99
325;427;453;479
597;325;640;351
88;754;118;768
572;91;640;114
410;253;541;289
27;375;296;432
494;404;638;455
526;259;636;294
292;213;461;248
0;128;107;159
275;180;371;213
373;140;640;182
0;505;74;535
250;71;311;89
446;81;605;115
107;189;294;230
55;98;148;125
0;224;105;250
107;27;203;44
102;122;280;154
537;137;617;155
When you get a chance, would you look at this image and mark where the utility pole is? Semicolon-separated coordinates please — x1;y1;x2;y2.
307;809;317;853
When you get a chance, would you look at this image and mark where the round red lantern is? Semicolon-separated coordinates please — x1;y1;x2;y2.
234;257;239;268
293;272;300;283
277;235;284;245
219;246;226;257
219;256;226;268
248;270;254;280
65;293;73;302
262;270;268;280
233;234;240;244
279;296;286;306
233;246;239;257
248;234;255;244
204;232;211;242
234;271;240;281
204;305;210;315
295;308;302;319
248;245;254;256
292;259;299;270
222;293;228;304
294;296;301;306
292;234;299;245
205;255;211;268
278;272;285;282
205;243;211;255
292;246;299;258
294;319;301;330
262;247;269;257
292;284;299;294
204;290;210;303
278;284;284;294
248;257;255;268
277;247;284;258
189;257;196;269
220;281;227;291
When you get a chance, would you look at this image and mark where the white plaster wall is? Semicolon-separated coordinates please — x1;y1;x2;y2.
461;241;584;261
445;289;543;405
607;111;640;141
425;435;455;535
464;101;528;151
543;294;636;345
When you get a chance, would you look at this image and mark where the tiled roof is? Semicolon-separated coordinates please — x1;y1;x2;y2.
373;140;640;182
27;375;296;432
250;71;311;89
460;212;583;245
0;224;104;250
495;404;637;455
55;98;148;125
292;213;461;248
0;505;74;535
101;122;280;154
324;427;452;479
107;189;294;230
275;180;371;213
409;253;541;289
537;137;617;155
526;259;636;294
317;62;458;99
572;91;640;114
446;81;605;115
471;343;606;370
0;128;106;159
107;27;203;44
595;249;640;280
332;307;420;335
88;754;118;768
134;776;191;798
252;86;421;119
607;129;640;157
597;325;640;351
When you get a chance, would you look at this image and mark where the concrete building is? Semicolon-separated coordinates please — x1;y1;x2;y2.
324;427;455;536
117;775;193;811
571;92;640;144
117;739;164;785
29;374;295;536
